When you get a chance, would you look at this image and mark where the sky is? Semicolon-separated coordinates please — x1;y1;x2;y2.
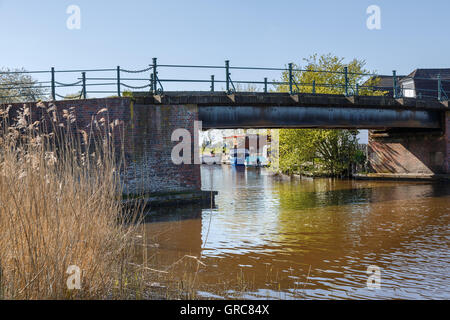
1;0;449;142
1;0;449;73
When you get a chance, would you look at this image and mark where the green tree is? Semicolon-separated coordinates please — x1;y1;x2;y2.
0;68;47;103
277;53;384;176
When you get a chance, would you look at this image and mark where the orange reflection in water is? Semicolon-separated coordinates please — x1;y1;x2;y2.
141;166;450;300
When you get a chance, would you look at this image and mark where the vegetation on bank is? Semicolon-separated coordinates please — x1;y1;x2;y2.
278;129;366;177
275;54;384;177
0;103;148;299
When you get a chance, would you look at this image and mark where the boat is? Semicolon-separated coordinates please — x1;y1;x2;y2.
229;148;249;167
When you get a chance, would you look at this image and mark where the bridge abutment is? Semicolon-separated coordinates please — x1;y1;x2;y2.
123;102;201;197
368;111;450;176
2;98;205;205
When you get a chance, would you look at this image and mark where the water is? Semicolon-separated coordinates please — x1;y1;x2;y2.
142;165;450;300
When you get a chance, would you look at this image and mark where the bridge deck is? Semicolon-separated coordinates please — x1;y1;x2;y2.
134;91;448;110
134;92;447;129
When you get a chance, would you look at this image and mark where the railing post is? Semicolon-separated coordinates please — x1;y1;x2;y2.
264;77;268;93
152;57;158;93
393;70;398;98
288;63;293;94
150;73;154;94
312;80;316;94
117;66;121;97
51;67;56;101
356;83;359;96
81;72;86;99
225;60;230;93
344;66;349;96
211;75;215;92
437;74;442;101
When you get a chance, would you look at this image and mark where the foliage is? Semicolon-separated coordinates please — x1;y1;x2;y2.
0;68;47;103
64;92;83;100
277;53;382;176
279;128;359;175
122;90;134;98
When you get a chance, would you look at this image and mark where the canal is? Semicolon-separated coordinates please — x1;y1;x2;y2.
142;165;450;299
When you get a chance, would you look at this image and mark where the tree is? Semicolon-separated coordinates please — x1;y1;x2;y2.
0;68;47;103
277;53;384;176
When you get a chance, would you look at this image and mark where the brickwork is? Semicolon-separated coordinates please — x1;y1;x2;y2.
445;111;450;173
0;98;202;195
368;126;449;175
123;103;201;195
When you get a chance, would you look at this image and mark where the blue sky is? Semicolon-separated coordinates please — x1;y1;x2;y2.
1;0;449;74
1;0;448;142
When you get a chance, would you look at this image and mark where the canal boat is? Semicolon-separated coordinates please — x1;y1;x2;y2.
229;148;250;167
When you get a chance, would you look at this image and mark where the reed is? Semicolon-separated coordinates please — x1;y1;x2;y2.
0;102;142;299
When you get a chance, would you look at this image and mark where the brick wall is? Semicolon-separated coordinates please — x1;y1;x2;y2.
445;111;450;173
123;103;201;195
368;126;449;175
0;98;202;195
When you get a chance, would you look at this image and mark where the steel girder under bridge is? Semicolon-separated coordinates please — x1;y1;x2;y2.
134;92;447;130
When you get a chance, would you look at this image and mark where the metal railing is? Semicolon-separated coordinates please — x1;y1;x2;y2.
0;58;449;103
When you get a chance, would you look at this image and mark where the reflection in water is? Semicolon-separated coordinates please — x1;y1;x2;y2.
143;165;450;299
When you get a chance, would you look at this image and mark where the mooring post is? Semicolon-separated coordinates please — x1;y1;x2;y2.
51;67;56;101
344;66;349;96
152;58;158;93
225;60;230;93
288;63;293;94
81;72;86;99
117;66;121;97
211;75;215;92
393;70;398;98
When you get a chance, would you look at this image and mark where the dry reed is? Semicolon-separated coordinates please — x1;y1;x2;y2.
0;102;142;299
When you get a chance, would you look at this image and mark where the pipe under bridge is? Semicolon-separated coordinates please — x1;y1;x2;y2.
134;92;447;130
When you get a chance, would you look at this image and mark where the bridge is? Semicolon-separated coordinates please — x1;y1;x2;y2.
1;60;449;202
133;91;444;129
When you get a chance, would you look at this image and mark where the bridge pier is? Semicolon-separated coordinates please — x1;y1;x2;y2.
1;98;206;206
123;102;202;198
368;111;450;176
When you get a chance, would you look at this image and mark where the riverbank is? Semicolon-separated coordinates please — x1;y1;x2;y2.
277;171;351;180
354;173;450;182
277;171;450;182
122;190;217;210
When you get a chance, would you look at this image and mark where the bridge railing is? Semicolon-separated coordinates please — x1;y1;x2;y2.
1;59;449;103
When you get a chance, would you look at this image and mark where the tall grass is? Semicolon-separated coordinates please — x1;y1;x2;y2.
0;102;142;299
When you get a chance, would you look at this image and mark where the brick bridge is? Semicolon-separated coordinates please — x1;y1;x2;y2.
4;92;449;200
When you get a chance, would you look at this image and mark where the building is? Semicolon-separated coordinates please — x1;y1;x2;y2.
363;68;450;100
399;68;450;99
364;75;405;97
